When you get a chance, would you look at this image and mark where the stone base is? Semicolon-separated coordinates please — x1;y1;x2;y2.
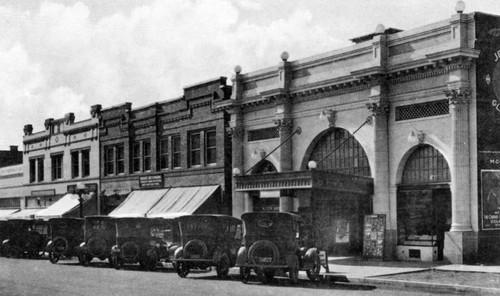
443;231;478;264
384;229;398;260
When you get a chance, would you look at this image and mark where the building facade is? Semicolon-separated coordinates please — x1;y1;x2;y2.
219;10;500;264
99;77;232;216
21;110;100;217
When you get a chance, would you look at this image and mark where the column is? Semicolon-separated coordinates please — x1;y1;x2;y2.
446;86;472;231
274;100;294;213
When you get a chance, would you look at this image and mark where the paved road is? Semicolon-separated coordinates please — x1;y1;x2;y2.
0;257;458;296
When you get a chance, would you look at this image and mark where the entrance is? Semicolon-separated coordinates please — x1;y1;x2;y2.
397;145;451;260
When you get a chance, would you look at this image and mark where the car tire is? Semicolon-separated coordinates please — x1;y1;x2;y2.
112;254;123;270
52;236;69;255
248;240;279;265
184;239;207;259
216;253;230;279
87;237;109;259
240;267;251;283
306;253;321;281
147;251;159;271
121;241;140;262
176;261;190;278
79;253;91;267
48;252;60;264
289;255;299;285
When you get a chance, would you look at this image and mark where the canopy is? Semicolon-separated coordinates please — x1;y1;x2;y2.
146;185;219;218
108;189;169;218
0;209;19;220
35;193;94;220
7;208;41;219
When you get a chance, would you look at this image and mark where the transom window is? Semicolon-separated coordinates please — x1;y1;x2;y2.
308;128;370;177
402;145;450;184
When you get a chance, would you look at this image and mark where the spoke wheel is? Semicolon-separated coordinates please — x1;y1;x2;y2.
112;255;123;270
48;252;60;264
240;267;251;283
79;253;91;267
176;261;189;278
306;254;321;281
147;251;159;271
289;255;299;285
216;253;230;279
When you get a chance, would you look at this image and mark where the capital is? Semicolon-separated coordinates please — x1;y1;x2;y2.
366;102;390;116
226;126;245;140
445;87;471;106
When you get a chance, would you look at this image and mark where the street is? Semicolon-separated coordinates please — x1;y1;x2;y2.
0;257;459;296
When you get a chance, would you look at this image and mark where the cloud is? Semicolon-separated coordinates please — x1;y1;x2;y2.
0;0;339;150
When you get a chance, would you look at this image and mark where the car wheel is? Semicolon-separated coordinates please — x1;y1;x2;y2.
48;252;60;264
240;267;251;283
176;261;190;278
216;253;230;279
306;253;321;281
289;255;299;285
248;240;279;266
264;270;274;284
79;253;91;267
3;245;11;258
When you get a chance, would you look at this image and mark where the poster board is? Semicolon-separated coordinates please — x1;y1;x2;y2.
362;214;386;259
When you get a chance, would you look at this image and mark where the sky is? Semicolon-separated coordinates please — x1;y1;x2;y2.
1;0;499;150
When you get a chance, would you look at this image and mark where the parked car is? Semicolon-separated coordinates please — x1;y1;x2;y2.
1;219;50;259
46;217;84;264
0;220;14;257
78;216;115;266
111;217;180;271
236;212;322;284
173;215;243;279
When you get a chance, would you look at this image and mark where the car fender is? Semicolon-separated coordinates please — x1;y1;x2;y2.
2;239;9;245
174;246;183;260
46;240;54;251
235;246;247;267
111;245;120;254
302;248;318;269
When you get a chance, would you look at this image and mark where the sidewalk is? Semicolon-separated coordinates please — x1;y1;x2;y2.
324;256;500;295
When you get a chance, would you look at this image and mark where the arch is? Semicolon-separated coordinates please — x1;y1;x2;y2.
302;127;371;177
395;144;451;185
396;144;451;261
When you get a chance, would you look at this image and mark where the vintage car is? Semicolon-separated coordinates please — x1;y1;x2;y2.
111;217;180;271
173;215;243;279
0;220;13;257
1;219;50;258
78;216;115;266
46;217;84;264
236;212;322;284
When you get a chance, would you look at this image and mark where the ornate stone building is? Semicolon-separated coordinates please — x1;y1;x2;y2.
218;9;500;264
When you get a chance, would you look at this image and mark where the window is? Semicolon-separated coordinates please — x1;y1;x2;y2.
117;145;125;174
104;146;115;175
205;130;217;165
143;140;151;171
172;135;181;168
104;144;124;176
29;159;36;183
51;154;63;180
71;151;79;178
37;158;44;182
189;132;201;167
133;141;141;172
159;138;169;169
82;149;90;177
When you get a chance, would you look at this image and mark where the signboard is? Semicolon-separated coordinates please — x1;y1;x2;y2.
139;174;164;189
481;170;500;230
363;214;386;259
31;189;55;196
67;183;98;194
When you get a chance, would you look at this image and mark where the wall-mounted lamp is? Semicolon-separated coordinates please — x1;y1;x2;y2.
232;167;242;176
251;148;266;160
407;129;425;145
319;108;336;126
308;160;317;170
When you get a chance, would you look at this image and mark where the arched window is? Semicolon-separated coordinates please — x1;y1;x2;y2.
251;160;277;174
308;128;370;176
402;145;450;184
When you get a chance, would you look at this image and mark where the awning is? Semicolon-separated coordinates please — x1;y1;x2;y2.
146;185;219;218
108;189;169;218
7;208;41;219
0;209;20;220
35;193;94;220
102;188;132;197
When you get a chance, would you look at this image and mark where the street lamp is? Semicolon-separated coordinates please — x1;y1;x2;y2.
76;182;86;218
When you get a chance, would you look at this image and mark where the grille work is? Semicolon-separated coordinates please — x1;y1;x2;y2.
395;100;449;121
248;127;279;142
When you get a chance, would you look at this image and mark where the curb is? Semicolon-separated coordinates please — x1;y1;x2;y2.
339;276;500;295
